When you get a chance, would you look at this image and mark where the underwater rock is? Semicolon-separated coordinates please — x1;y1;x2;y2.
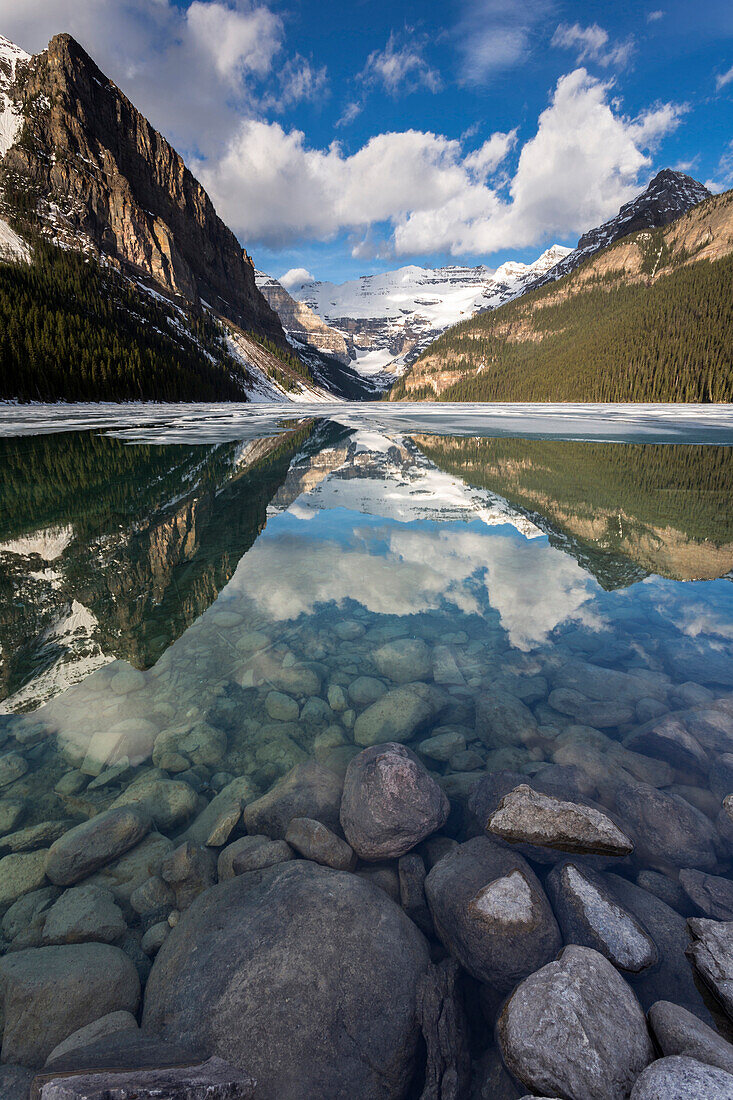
353;683;446;747
285;816;356;870
0;943;140;1067
45;807;152;887
648;1000;733;1074
498;945;654;1100
340;743;449;861
425;836;560;990
143;861;430;1099
243;761;343;840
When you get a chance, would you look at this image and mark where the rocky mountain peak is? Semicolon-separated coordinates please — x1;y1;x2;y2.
0;32;287;348
529;168;711;292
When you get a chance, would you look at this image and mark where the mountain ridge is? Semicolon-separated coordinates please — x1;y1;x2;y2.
393;186;733;403
284;244;571;386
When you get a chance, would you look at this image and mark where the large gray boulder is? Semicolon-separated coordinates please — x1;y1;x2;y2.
143;861;430;1099
686;918;733;1019
630;1055;733;1098
615;784;719;871
547;863;657;973
0;943;140;1067
45;807;151;886
38;1056;255;1099
498;945;654;1100
488;784;633;857
424;836;561;990
648;1000;733;1074
242;762;342;839
340;743;449;861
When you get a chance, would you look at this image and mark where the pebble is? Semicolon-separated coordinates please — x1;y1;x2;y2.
0;849;50;907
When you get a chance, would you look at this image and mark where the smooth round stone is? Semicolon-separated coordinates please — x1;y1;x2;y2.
648;1000;733;1074
45;807;152;887
110;778;198;833
0;751;28;789
109;667;146;695
0;849;50;907
265;691;299;722
348;676;387;708
372;638;432;685
630;1056;733;1098
221;836;294;879
418;730;466;762
327;684;348;712
210;610;243;628
333;620;365;641
141;921;170;955
41;884;126;945
498;945;654;1100
353;684;445;747
0;798;26;836
0;943;140;1067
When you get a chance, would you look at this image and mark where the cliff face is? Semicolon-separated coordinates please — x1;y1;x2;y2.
2;33;285;346
255;272;351;364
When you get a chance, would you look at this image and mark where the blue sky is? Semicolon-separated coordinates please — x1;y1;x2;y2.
3;0;732;284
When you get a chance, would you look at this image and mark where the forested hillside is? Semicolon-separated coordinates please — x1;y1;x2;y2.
393;190;733;403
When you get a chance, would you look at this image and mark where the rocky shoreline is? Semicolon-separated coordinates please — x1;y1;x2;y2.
2;614;733;1098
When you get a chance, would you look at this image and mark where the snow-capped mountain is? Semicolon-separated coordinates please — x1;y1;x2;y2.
528;170;711;292
285;245;570;386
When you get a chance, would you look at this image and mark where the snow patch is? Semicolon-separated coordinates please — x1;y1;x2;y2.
0;35;30;158
0;523;74;560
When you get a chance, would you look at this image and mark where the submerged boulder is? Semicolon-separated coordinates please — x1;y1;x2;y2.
143;861;430;1100
497;945;654;1100
0;943;140;1067
488;784;633;857
424;836;560;990
340;743;449;861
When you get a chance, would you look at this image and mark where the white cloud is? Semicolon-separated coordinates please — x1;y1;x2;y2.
360;31;441;95
455;0;552;85
463;129;518;180
185;1;282;83
335;101;363;128
280;267;314;290
199;67;683;257
717;64;733;90
262;54;328;112
647;10;665;22
551;22;635;69
705;139;733;192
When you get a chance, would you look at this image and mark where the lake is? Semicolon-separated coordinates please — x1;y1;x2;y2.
1;402;733;1097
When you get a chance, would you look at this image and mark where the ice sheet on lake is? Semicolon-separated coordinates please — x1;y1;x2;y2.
1;402;733;446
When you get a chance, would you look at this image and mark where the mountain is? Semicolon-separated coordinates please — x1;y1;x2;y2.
254;271;381;398
0;33;349;403
285;246;570;387
0;420;353;711
528;169;711;292
393;186;733;402
411;435;733;585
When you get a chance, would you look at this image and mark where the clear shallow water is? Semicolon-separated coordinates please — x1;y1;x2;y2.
1;406;733;1086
